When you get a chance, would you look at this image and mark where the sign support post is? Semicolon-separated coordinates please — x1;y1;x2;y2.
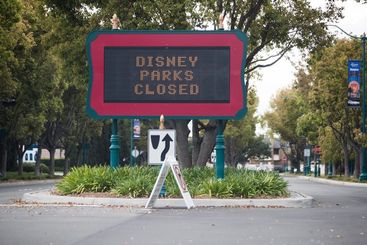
304;147;311;175
215;120;225;179
110;118;120;169
108;15;122;169
130;119;134;167
215;17;226;180
145;156;195;209
159;115;166;196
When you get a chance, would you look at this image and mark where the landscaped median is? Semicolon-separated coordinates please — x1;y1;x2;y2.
21;166;314;208
55;166;289;199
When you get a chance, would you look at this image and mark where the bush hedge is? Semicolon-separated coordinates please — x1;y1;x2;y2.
23;163;49;173
56;166;289;198
1;172;56;181
41;159;65;172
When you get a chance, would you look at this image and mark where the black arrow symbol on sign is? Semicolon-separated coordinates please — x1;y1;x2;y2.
161;134;173;161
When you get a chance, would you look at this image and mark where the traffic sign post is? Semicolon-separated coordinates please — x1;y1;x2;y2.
304;148;311;175
215;120;225;179
108;16;121;169
130;119;140;167
109;119;120;169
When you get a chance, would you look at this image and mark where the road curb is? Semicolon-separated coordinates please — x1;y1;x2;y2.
22;190;313;208
0;179;61;187
297;176;367;187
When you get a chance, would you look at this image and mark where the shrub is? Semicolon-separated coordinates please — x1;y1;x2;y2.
42;159;65;172
56;166;114;194
111;166;158;197
23;163;35;172
56;165;289;198
23;163;50;173
1;172;54;181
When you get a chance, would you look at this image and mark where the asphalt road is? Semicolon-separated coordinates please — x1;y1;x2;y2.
0;177;366;245
0;180;57;204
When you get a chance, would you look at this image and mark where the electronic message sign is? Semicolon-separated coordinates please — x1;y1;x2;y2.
86;30;248;119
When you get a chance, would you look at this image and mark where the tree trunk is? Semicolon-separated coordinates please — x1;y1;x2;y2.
49;148;56;175
191;120;201;165
64;146;72;175
225;138;236;167
1;146;7;178
34;147;42;177
17;145;24;176
196;120;217;167
290;144;300;171
342;142;350;177
355;148;361;179
76;144;82;167
64;157;70;176
175;120;192;168
17;154;23;176
332;161;337;176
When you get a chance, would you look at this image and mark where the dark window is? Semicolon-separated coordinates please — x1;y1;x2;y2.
104;47;230;103
273;148;280;155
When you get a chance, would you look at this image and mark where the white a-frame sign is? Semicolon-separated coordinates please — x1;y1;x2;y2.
145;156;195;209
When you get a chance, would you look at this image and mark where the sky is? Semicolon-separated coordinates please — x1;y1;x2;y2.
254;0;367;122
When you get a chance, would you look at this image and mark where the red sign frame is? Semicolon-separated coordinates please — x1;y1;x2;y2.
86;30;248;119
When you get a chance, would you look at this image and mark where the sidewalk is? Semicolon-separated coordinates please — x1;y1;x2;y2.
297;175;367;187
22;190;313;208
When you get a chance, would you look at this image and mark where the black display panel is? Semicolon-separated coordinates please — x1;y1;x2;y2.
104;47;230;103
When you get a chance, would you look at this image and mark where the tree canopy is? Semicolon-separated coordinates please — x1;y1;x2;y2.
264;37;364;177
2;0;360;176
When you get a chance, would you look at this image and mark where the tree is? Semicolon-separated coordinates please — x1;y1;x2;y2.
318;126;343;175
241;135;271;163
0;0;21;177
224;88;266;166
307;39;361;176
1;0;59;175
269;38;363;177
41;0;344;168
188;0;343;167
263;84;307;170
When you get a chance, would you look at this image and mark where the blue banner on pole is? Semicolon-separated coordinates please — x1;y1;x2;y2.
347;60;361;108
133;119;141;139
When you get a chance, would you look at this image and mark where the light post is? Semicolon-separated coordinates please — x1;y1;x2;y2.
327;24;367;181
361;34;367;181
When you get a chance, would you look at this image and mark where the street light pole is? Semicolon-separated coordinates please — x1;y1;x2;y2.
327;25;367;181
360;33;367;181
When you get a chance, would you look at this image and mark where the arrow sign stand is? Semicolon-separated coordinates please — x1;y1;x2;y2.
148;129;176;165
145;156;195;209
